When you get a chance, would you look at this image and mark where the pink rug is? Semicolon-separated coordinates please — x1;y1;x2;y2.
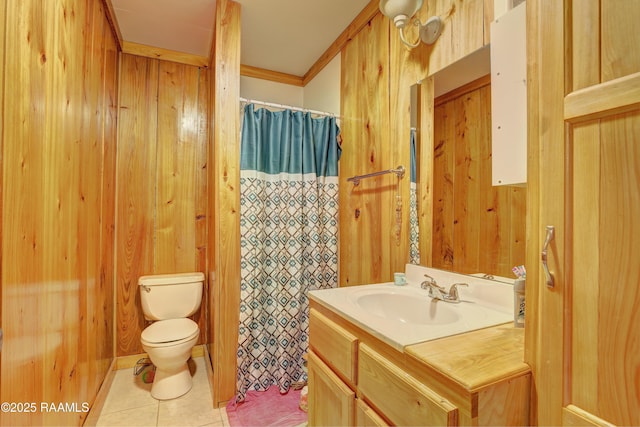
226;387;308;427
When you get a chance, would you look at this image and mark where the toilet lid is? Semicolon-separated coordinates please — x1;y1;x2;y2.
141;318;199;344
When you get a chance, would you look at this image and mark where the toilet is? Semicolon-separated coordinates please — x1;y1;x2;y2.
139;272;204;400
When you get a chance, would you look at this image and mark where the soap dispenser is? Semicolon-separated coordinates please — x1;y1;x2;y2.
513;278;525;328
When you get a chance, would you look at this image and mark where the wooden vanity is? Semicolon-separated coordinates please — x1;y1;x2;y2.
308;298;531;426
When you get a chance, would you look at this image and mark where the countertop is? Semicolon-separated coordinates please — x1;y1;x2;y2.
405;324;529;392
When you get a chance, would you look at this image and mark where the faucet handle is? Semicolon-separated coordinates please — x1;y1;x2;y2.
421;274;443;290
448;283;468;300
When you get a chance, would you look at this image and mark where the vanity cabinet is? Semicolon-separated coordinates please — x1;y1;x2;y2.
308;301;531;426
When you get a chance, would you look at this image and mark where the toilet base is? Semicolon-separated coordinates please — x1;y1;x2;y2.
150;362;193;400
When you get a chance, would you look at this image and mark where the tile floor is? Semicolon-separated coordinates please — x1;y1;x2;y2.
96;356;228;427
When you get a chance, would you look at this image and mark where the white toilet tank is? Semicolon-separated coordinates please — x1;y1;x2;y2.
139;272;204;321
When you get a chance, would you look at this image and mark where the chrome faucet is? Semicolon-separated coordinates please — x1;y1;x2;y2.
446;283;468;303
421;275;468;303
421;274;447;299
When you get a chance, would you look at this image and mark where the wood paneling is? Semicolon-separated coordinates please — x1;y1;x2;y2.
0;0;5;396
388;11;430;275
417;77;436;266
425;0;490;75
116;54;208;356
116;54;158;356
433;98;456;270
209;0;242;407
1;0;118;424
102;0;123;50
431;84;525;278
339;14;391;286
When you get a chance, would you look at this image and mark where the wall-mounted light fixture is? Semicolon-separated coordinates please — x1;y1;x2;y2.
379;0;443;48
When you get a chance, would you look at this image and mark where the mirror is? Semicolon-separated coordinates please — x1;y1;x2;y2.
411;46;526;281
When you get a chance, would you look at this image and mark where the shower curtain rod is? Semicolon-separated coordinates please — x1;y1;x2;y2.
240;97;340;119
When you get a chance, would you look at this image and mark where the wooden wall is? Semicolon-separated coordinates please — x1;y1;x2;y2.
426;0;493;74
432;81;526;278
339;14;392;286
339;0;498;286
116;53;209;357
208;0;242;407
0;0;119;425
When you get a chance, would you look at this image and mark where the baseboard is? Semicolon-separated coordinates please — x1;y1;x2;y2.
203;344;215;402
82;359;117;427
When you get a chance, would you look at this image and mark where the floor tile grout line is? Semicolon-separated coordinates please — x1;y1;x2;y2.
96;356;223;427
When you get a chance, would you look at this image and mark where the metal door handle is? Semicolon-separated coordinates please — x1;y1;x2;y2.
541;225;555;288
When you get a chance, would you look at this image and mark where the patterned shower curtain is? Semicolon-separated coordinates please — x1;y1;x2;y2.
236;103;341;401
409;128;420;264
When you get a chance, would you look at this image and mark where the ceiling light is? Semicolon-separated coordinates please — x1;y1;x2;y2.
379;0;443;49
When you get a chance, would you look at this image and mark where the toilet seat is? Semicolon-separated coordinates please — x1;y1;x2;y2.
141;318;199;348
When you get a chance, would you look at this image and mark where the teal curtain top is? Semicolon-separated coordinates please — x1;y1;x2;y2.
240;104;341;177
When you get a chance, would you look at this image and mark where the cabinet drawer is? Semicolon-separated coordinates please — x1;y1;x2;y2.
309;308;358;385
358;344;458;426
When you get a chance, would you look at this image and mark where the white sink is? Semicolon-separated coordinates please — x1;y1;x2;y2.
309;264;514;350
352;288;463;325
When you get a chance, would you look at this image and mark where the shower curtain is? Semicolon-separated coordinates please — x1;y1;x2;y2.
409;128;420;264
236;103;341;401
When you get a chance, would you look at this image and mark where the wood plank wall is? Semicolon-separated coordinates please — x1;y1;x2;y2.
427;0;493;74
116;53;208;357
339;14;392;286
208;0;242;407
0;0;6;394
432;82;526;278
0;0;119;425
339;0;501;286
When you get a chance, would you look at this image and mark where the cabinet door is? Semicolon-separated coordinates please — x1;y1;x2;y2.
530;1;640;426
307;351;355;427
356;399;390;427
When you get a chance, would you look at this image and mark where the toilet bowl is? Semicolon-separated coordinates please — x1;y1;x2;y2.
138;272;204;400
141;318;200;400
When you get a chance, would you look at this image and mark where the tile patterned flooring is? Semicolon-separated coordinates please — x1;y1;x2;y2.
96;356;229;427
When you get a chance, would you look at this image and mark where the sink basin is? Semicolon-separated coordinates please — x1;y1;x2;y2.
309;265;514;350
354;291;461;325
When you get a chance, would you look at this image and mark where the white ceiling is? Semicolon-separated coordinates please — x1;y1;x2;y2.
111;0;216;58
112;0;372;77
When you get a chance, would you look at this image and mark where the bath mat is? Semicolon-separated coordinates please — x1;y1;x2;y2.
226;387;307;427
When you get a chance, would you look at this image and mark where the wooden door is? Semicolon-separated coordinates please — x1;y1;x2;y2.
530;1;640;425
